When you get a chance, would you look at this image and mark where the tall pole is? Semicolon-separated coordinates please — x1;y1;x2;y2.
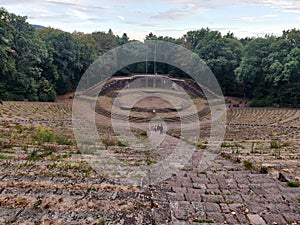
146;45;148;74
154;43;157;74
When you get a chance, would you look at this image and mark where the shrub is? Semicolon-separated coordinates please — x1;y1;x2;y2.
33;126;74;145
34;126;54;144
249;97;273;107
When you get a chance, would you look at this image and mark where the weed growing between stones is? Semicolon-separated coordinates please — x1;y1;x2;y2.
270;139;281;149
242;160;254;170
287;181;300;187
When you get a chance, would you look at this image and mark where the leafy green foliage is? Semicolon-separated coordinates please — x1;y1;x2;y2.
0;8;114;100
287;181;300;187
33;126;74;145
235;31;300;106
0;8;55;101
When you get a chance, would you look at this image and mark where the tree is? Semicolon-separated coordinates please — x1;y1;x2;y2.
0;8;52;101
118;33;129;45
235;37;272;98
189;29;242;95
92;29;118;54
41;30;82;94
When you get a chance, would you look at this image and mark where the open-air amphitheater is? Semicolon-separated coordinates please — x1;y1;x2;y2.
0;74;299;224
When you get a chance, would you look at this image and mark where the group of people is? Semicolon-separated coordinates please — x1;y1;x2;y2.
154;124;164;134
228;99;248;109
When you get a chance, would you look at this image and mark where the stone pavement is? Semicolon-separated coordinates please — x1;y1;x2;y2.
0;122;299;224
151;151;300;224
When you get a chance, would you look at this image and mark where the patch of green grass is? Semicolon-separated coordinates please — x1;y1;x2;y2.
0;154;13;160
213;200;235;204
219;152;233;161
192;218;215;223
242;160;254;170
98;219;106;225
34;196;42;208
27;149;53;160
249;185;261;189
86;186;97;191
15;124;24;134
192;183;202;189
147;158;156;165
270;140;281;149
117;140;128;147
198;170;207;174
181;167;193;172
204;190;213;195
22;161;35;167
58;163;93;172
221;142;233;147
33;126;74;145
195;141;207;149
250;142;255;153
114;149;127;154
0;149;14;153
34;126;55;144
287;181;300;187
55;136;74;145
46;162;57;169
27;151;41;160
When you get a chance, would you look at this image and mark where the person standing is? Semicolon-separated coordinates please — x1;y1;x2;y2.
160;124;163;134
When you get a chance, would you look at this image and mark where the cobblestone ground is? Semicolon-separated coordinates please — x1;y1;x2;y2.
0;101;299;224
0;132;299;224
147;133;300;225
153;155;300;224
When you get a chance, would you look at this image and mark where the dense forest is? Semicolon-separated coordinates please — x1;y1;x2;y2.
1;8;300;106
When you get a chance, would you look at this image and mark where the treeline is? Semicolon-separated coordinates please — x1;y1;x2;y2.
1;8;300;106
141;30;300;107
0;8;126;101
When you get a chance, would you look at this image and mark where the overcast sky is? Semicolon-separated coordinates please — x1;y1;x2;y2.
1;0;300;40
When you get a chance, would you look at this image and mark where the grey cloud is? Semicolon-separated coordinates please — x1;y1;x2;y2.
150;4;204;20
150;9;188;20
155;28;186;32
211;27;240;30
87;17;107;22
1;0;40;5
282;6;300;13
45;1;78;7
122;20;156;27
